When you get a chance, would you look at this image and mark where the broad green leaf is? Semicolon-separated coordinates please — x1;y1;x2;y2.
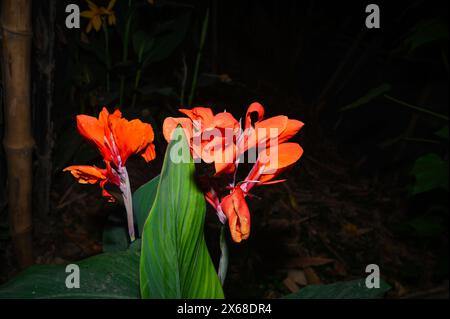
411;153;449;195
133;174;160;237
140;127;224;299
284;278;391;299
102;224;129;253
0;242;141;299
340;83;391;111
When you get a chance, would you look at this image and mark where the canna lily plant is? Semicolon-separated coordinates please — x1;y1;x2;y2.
0;102;304;299
64;107;155;241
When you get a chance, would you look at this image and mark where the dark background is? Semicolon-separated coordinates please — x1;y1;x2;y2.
0;0;448;298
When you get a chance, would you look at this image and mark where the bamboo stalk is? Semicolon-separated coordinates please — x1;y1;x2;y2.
1;0;34;268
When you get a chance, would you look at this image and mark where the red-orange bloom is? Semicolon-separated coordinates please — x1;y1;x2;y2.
163;107;239;175
64;107;155;240
164;103;304;243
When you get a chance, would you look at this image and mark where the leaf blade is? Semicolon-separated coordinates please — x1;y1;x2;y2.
140;127;224;299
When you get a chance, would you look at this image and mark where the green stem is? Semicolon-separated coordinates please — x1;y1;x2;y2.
131;45;145;109
179;54;187;107
131;69;142;109
120;6;134;106
218;225;228;286
384;94;449;121
102;18;111;92
188;8;209;107
403;137;440;144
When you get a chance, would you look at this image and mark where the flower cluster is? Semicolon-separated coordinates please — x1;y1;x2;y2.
163;102;304;242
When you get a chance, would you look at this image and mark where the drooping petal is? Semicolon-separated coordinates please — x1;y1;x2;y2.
63;165;107;185
141;143;156;162
220;187;250;243
108;13;116;26
245;102;265;129
93;15;102;32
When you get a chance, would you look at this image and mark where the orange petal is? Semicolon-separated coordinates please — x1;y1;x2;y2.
93;15;102;32
278;119;304;144
80;10;95;18
141;143;156;162
221;187;250;243
162;117;193;143
63;165;107;185
179;107;214;129
258;142;303;182
213;112;239;131
76;113;111;160
255;115;288;144
110;117;155;164
239;115;288;155
213;141;236;176
245;102;265;129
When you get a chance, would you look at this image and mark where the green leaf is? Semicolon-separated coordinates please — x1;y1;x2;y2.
0;242;141;299
411;153;449;195
140;127;224;299
340;83;391;111
284;278;391;299
102;224;129;253
435;125;449;140
402;19;448;53
133;31;156;61
143;13;191;66
133;174;160;237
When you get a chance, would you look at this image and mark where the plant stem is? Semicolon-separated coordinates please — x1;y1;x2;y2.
120;5;134;106
188;8;209;107
131;69;142;109
102;18;111;92
131;44;145;109
180;54;188;107
218;225;228;285
384;94;449;121
119;166;135;241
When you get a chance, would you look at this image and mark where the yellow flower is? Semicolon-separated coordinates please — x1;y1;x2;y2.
81;0;117;33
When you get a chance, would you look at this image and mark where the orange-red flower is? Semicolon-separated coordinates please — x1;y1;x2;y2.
163;107;239;174
64;107;155;240
163;103;304;243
